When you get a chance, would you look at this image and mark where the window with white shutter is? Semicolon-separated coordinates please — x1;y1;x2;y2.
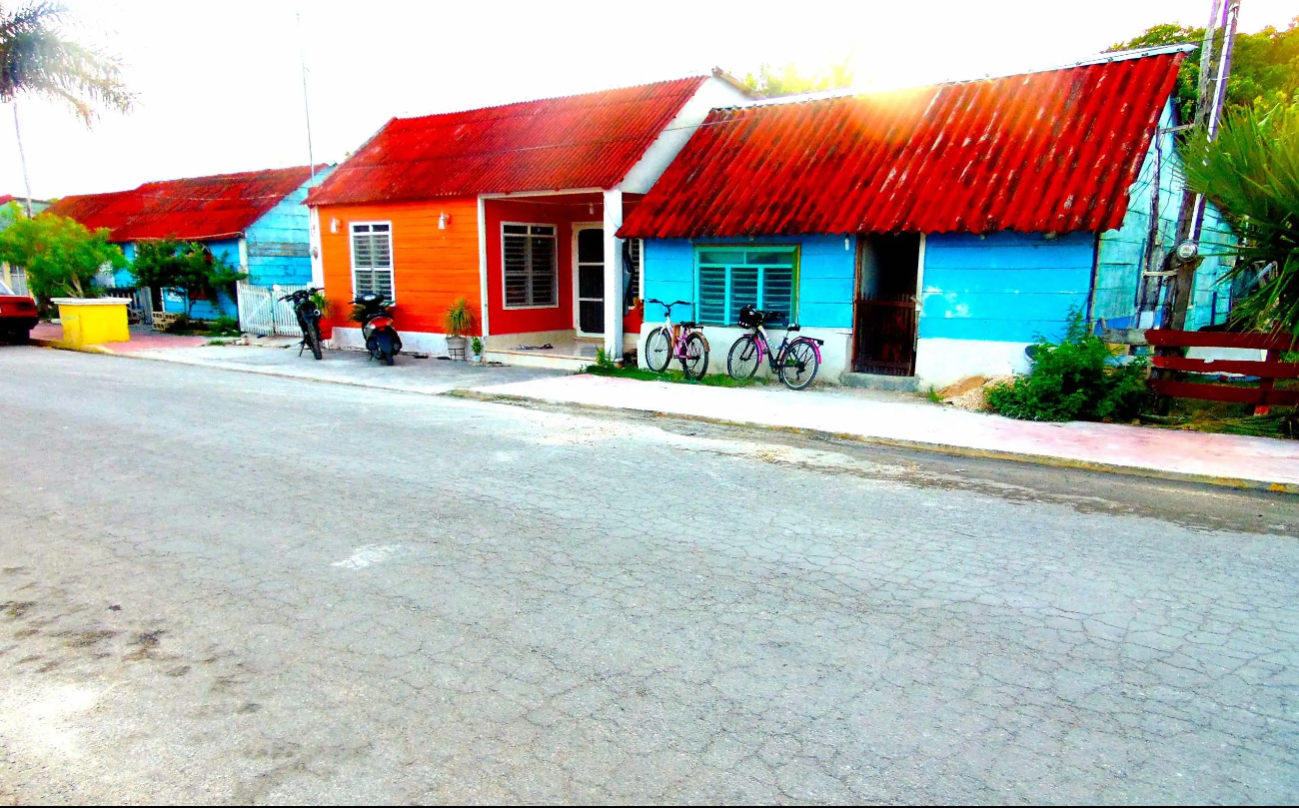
695;246;798;326
351;222;394;299
502;223;558;308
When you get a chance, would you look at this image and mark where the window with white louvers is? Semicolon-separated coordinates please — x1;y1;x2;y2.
502;223;557;308
351;223;394;299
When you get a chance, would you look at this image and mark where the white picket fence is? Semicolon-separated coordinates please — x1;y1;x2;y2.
237;282;309;336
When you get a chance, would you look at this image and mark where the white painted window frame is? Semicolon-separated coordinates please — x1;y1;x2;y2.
501;221;560;310
349;220;394;301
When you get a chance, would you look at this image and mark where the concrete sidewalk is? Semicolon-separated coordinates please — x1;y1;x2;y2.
459;374;1299;493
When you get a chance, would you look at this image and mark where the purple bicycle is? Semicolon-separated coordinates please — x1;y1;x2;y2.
643;299;710;380
726;305;824;390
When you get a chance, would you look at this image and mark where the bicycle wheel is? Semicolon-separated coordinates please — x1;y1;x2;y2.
306;322;323;360
778;338;820;390
726;334;761;380
681;332;710;380
644;327;673;373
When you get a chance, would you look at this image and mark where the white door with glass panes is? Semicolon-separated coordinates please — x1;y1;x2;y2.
574;225;604;336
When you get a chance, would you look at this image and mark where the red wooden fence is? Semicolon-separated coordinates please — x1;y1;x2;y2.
1144;329;1299;415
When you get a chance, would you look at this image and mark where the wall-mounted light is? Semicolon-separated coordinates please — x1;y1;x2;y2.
438;212;451;230
330;217;340;234
588;203;595;216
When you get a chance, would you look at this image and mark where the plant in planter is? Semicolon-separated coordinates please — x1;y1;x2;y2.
471;336;484;362
443;297;476;360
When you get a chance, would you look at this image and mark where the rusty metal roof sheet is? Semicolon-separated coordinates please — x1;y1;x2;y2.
620;52;1186;238
306;77;708;206
47;166;322;242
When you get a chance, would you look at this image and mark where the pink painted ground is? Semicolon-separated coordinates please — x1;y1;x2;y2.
31;322;210;352
473;374;1299;488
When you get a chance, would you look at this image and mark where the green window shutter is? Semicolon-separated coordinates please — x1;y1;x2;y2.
698;265;727;324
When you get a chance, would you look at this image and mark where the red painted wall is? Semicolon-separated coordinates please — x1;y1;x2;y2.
485;199;587;335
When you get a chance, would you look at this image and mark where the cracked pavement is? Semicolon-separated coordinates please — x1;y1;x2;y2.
1;347;1297;804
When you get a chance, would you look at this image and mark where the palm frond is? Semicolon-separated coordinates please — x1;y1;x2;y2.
0;1;132;124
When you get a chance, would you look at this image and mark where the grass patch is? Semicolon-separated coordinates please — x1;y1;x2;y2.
1145;395;1298;440
584;363;766;388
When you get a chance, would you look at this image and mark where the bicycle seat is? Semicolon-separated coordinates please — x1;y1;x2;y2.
786;323;801;332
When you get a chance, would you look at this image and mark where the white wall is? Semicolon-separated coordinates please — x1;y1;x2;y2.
637;321;853;384
618;76;752;194
913;337;1034;389
331;326;449;356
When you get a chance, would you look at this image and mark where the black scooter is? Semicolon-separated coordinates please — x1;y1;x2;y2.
352;293;402;366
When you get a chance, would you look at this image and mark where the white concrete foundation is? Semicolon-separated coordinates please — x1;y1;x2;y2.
330;327;450;357
914;337;1033;388
637;322;852;384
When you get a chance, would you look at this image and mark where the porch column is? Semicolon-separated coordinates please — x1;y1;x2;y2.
602;189;624;361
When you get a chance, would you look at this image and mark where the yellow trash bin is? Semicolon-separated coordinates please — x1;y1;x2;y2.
53;297;130;346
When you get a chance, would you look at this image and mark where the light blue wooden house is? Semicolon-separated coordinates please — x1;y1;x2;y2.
48;165;331;320
619;47;1236;388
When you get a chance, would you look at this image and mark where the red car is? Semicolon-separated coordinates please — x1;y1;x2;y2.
0;279;39;342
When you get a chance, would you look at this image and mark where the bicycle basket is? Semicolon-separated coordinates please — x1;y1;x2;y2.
738;305;762;329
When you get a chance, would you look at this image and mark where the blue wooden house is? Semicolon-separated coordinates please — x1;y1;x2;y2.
619;47;1235;388
48;165;332;320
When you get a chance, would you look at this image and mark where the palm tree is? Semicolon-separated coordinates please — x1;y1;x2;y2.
1181;106;1299;336
0;2;132;213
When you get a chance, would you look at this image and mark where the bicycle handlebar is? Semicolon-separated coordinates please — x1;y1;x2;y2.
647;298;691;311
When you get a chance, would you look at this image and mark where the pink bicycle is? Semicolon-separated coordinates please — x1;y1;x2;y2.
643;299;710;380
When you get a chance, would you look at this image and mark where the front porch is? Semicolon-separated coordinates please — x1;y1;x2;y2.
480;190;644;370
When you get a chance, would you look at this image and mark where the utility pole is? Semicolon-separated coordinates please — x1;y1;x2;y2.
1164;0;1241;329
297;12;315;180
12;101;33;218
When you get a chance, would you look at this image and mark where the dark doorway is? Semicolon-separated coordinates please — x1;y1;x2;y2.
852;233;921;376
576;227;604;335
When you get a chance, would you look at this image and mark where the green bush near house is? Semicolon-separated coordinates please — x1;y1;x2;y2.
986;313;1149;423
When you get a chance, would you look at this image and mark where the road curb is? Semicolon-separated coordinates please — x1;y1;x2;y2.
31;337;117;355
447;388;1299;495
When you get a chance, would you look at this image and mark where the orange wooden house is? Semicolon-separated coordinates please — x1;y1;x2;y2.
305;73;750;367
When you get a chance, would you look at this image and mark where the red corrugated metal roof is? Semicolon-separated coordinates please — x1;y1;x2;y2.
306;77;708;206
620;52;1186;238
47;166;322;242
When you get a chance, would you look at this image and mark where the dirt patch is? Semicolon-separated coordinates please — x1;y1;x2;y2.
124;630;164;661
939;375;1013;412
1;601;36;619
61;629;118;648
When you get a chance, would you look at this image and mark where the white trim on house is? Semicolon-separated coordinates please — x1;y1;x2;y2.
571;221;603;337
500;221;560;310
480;188;604;200
349;220;394;300
309;207;324;288
602;189;624;359
618;76;754;195
477;196;490;336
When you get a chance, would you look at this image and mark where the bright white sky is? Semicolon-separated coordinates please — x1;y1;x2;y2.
4;0;1295;198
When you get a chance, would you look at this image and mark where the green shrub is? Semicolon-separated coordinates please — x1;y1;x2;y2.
208;316;241;336
986;313;1149;422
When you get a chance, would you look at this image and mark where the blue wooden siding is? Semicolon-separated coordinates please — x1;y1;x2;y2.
919;232;1095;343
159;238;241;319
244;167;333;287
643;235;855;328
1094;99;1237;331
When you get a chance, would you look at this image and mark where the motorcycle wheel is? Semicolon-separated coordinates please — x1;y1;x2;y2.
375;331;396;366
306;321;323;361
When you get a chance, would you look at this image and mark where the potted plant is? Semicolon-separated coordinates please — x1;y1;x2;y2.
471;336;484;363
443;297;476;360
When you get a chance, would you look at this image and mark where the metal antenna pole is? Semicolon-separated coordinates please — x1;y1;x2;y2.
12;102;33;217
297;12;315;179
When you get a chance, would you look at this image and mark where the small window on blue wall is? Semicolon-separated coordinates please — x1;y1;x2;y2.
695;246;797;326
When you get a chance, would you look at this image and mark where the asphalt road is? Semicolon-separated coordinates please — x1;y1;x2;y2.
2;347;1297;805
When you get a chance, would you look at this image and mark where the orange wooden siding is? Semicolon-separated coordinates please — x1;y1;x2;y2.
317;198;482;337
